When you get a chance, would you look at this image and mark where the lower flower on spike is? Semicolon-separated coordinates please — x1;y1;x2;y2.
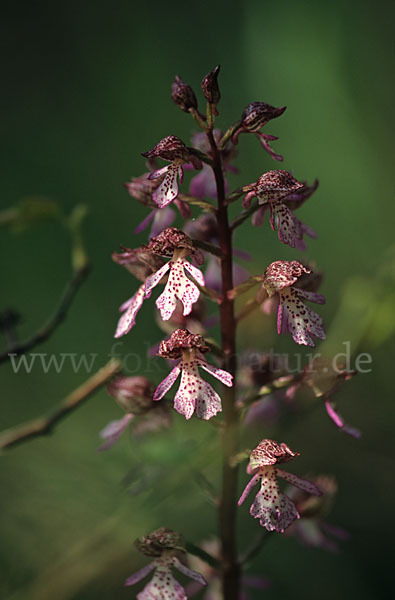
126;528;206;599
238;439;322;533
154;329;232;420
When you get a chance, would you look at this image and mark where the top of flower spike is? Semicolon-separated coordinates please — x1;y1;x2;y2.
171;76;199;113
142;135;190;162
240;102;286;132
145;227;203;262
248;439;300;472
263;261;311;297
254;170;304;203
201;65;221;105
135;528;185;557
158;328;210;359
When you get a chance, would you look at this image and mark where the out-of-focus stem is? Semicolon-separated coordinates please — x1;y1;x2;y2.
0;359;121;451
207;129;240;600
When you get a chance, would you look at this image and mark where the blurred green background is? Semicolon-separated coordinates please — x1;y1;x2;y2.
1;0;395;598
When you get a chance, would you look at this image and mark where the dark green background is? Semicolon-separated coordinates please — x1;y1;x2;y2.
1;1;394;598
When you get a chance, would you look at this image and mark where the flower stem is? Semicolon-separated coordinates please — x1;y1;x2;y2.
207;130;240;600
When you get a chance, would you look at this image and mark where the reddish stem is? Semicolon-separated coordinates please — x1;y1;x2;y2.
207;129;240;600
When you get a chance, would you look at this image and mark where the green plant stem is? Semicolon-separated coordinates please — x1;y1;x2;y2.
0;358;121;451
0;265;90;364
207;129;240;600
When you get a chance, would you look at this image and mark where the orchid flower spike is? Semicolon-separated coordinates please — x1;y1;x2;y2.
238;439;322;533
154;328;233;420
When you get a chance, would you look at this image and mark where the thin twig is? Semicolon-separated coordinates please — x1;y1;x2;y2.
186;542;221;569
0;358;122;451
192;238;223;258
230;200;260;231
0;265;90;364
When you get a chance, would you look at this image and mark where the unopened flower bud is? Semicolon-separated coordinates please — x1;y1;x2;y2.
201;65;221;105
106;375;154;414
135;528;185;557
171;75;198;113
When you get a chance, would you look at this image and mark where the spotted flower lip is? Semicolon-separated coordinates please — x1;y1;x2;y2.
262;261;326;347
154;328;233;420
238;439;322;534
142;229;205;322
142;135;202;208
125;552;207;599
124;172;191;238
243;170;316;249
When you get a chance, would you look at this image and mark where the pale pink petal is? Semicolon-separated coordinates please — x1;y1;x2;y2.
144;263;171;298
150;206;176;238
134;210;156;234
153;363;181;401
97;413;134;451
197;359;233;387
115;285;146;338
183;260;205;286
137;563;187;600
204;256;221;293
270;203;306;249
156;280;178;321
153;163;182;208
294;288;325;305
242;574;270;590
249;467;299;533
156;260;201;321
252;205;269;227
279;288;325;347
238;473;260;506
232;263;249;288
174;360;222;420
124;562;155;587
189;165;218;199
257;133;283;161
194;381;222;420
172;558;207;587
148;165;170;180
276;469;322;496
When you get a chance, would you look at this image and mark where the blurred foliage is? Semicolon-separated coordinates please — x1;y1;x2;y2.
1;0;395;599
